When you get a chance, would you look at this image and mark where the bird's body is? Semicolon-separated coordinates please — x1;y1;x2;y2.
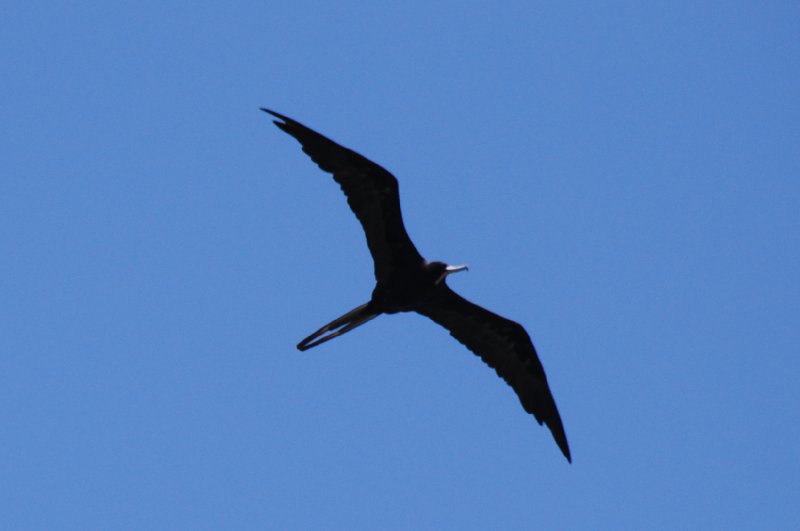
262;109;571;462
372;260;456;314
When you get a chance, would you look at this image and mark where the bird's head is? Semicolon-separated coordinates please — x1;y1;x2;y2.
428;261;469;285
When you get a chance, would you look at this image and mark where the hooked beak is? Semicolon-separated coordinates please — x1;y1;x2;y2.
437;263;469;284
445;264;469;275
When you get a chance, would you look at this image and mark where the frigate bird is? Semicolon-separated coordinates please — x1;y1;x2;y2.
262;108;571;462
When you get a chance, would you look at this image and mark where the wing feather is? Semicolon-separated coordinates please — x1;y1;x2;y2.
416;285;571;462
262;109;423;281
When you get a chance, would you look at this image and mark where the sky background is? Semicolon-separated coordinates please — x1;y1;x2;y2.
2;2;798;529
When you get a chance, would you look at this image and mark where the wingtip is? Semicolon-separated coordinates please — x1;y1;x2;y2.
556;430;572;463
547;417;571;463
260;107;288;124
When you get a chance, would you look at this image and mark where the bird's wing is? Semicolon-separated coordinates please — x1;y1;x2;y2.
262;109;424;282
416;284;571;462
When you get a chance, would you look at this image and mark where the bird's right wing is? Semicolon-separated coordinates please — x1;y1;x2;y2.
262;109;423;282
416;285;571;462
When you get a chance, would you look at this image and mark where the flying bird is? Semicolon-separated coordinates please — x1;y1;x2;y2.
262;108;571;462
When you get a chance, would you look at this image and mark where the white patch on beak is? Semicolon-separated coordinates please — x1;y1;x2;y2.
437;264;468;284
445;264;469;274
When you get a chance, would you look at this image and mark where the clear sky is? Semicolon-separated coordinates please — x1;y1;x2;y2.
2;2;798;529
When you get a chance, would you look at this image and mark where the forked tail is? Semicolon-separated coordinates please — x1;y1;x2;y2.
297;302;379;351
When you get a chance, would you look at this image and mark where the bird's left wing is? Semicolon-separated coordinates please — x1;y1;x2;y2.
261;109;423;282
415;285;571;462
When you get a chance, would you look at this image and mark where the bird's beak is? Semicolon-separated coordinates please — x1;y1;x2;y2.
445;264;469;275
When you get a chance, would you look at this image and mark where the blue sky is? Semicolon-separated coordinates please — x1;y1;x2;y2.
2;2;798;529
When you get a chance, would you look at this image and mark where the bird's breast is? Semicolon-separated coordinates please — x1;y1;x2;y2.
371;274;438;314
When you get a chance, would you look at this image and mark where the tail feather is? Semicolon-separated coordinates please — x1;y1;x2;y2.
297;302;379;351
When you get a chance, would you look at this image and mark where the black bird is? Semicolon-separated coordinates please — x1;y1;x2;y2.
262;108;571;462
